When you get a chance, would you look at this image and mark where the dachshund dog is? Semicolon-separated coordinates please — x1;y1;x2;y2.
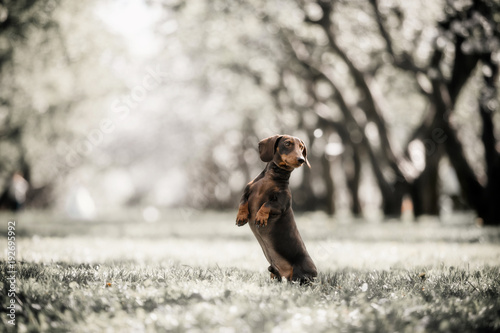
236;134;317;283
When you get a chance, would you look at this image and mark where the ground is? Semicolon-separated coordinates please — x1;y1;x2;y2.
1;209;499;332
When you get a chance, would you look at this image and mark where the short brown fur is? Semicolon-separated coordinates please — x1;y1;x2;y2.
236;134;317;283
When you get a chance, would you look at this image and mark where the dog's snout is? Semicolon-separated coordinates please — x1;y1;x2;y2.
298;157;305;164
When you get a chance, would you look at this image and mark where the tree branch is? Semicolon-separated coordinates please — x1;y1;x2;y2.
368;0;395;58
281;30;402;197
309;0;416;183
367;0;425;74
431;79;486;215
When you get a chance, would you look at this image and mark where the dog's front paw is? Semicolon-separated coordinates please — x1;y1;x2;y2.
255;211;268;227
236;213;249;226
236;203;249;227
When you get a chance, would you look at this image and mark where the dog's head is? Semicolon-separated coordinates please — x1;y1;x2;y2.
258;134;310;170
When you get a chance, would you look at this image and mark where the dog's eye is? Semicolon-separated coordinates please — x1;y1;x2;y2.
284;141;291;147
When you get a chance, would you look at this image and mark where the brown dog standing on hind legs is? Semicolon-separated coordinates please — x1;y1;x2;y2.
236;134;317;283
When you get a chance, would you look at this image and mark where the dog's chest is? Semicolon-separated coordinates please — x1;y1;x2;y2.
249;178;289;212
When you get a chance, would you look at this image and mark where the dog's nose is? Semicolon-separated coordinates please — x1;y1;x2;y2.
298;157;305;164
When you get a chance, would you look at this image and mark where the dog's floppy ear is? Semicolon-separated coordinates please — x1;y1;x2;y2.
302;140;311;168
258;135;282;162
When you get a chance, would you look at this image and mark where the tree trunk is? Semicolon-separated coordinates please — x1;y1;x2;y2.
294;159;319;211
481;107;500;225
411;155;440;217
344;145;362;216
293;132;319;211
409;122;443;218
322;153;335;216
478;54;500;225
382;181;406;217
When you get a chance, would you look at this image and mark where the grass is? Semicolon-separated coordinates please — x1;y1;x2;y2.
1;209;500;332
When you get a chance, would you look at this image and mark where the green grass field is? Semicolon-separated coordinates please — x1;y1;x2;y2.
1;209;500;332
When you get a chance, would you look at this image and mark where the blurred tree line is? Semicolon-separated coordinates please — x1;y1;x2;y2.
0;0;127;211
174;0;500;225
0;0;499;225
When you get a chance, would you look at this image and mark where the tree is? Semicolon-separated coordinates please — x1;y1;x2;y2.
0;0;125;209
171;0;499;224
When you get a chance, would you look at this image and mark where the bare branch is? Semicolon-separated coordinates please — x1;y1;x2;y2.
310;0;414;182
368;0;395;58
282;31;401;194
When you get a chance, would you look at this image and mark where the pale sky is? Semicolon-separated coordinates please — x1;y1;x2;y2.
96;0;162;57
